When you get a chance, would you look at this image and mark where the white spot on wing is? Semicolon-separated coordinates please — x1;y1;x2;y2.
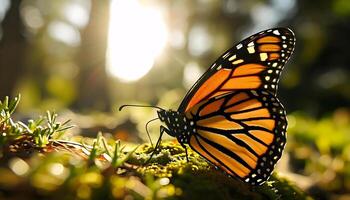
273;30;280;35
247;46;255;54
260;53;268;61
232;59;244;65
248;42;254;47
228;54;236;61
251;91;258;96
236;43;243;49
222;52;230;59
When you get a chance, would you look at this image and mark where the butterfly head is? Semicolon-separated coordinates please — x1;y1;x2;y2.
156;109;167;122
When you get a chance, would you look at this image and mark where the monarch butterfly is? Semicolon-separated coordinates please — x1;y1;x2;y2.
121;27;295;185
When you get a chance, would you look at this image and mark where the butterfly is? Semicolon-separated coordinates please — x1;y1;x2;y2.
121;27;295;185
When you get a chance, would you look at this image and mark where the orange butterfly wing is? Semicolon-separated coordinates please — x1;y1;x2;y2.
178;28;295;113
186;90;287;185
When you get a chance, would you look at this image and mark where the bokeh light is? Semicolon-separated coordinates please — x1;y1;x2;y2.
106;0;168;82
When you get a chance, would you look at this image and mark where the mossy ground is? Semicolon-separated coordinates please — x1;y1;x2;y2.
130;141;312;200
0;138;312;200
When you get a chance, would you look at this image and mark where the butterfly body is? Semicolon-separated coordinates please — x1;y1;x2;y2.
151;28;294;185
157;110;195;144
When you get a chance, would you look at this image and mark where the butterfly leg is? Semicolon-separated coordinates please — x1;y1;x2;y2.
154;125;167;151
181;144;189;162
144;125;166;165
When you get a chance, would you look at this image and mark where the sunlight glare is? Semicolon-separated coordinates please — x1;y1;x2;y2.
106;0;168;82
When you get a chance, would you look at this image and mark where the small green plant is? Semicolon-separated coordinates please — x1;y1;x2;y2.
30;111;73;147
0;94;141;173
110;140;139;168
0;94;26;145
0;94;20;121
0;95;73;147
85;132;139;168
86;132;103;163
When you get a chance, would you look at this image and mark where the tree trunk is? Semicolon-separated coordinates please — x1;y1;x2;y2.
0;0;26;99
73;0;111;111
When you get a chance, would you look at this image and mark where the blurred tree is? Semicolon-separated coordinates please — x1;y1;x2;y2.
280;0;350;116
73;0;111;112
0;0;26;99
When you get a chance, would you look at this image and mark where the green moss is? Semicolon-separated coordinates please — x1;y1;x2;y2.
0;139;311;200
129;141;312;200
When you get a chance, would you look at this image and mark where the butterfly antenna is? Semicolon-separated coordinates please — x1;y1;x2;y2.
145;117;159;147
119;104;164;111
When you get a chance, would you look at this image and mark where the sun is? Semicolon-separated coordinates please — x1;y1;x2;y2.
106;0;168;82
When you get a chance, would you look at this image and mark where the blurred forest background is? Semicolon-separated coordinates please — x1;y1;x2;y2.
0;0;349;198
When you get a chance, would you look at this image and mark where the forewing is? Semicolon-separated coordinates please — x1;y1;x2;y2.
187;90;287;185
178;28;295;112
